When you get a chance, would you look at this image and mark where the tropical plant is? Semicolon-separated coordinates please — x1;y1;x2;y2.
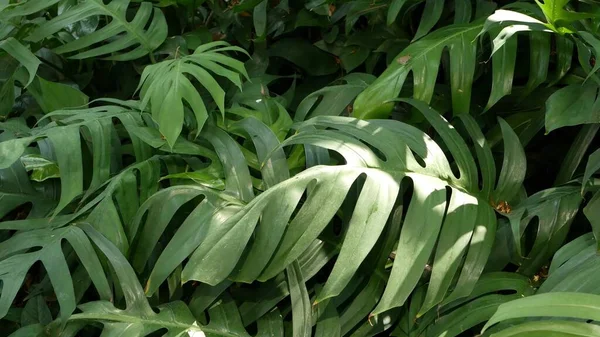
1;0;600;336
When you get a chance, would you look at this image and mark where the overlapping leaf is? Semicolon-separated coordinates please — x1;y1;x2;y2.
483;292;600;336
25;0;168;61
353;9;576;119
128;99;526;323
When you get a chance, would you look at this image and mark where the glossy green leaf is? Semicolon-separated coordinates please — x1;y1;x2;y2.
486;32;517;110
353;22;482;119
287;261;311;337
27;0;168;61
21;295;52;326
483;292;600;332
545;82;600;133
0;137;35;170
491;320;600;337
0;37;40;86
387;0;409;25
541;233;600;293
555;125;599;185
256;310;284;337
28;77;88;113
138;41;248;146
20;154;60;182
493;118;527;204
536;0;598;27
0;225;112;321
414;0;444;41
254;0;268;38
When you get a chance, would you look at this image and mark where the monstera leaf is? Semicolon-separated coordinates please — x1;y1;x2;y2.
137;41;249;146
387;0;487;39
540;233;600;294
391;272;534;337
0;225;112;321
483;292;600;337
127;99;527;320
0;104;157;215
353;9;575;119
25;0;168;61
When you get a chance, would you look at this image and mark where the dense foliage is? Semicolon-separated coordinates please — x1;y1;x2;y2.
1;0;600;336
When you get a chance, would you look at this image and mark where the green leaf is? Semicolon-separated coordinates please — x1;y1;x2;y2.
353;22;482;119
418;188;478;315
481;10;552;55
508;186;582;275
0;137;35;170
71;224;252;337
0;226;112;321
490;320;600;337
204;295;251;337
555;125;599;185
27;0;168;61
522;32;550;96
28;77;89;113
413;0;445;41
493;118;527;204
486;31;517;110
287;261;311;337
162;171;225;189
0;37;40;87
535;0;598;27
7;324;44;337
0;0;60;19
583;148;600;190
295;74;374;121
269;38;339;76
129;104;521;321
411;273;533;337
21;295;52;326
584;191;600;251
541;233;600;293
545;82;600;133
138;41;248;146
339;47;370;72
483;292;600;332
20;154;60;182
254;0;268;38
256;310;284;337
387;0;409;25
315;297;341;337
372;177;447;316
46;126;83;215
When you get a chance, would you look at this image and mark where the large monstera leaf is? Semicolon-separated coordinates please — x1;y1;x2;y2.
7;224;260;337
0;102;224;325
129;99;527;319
353;9;576;119
482;292;600;337
0;104;156;216
23;0;168;61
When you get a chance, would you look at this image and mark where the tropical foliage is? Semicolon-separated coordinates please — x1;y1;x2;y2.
1;0;600;336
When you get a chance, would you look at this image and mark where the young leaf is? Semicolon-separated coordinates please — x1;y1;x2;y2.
138;42;248;146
